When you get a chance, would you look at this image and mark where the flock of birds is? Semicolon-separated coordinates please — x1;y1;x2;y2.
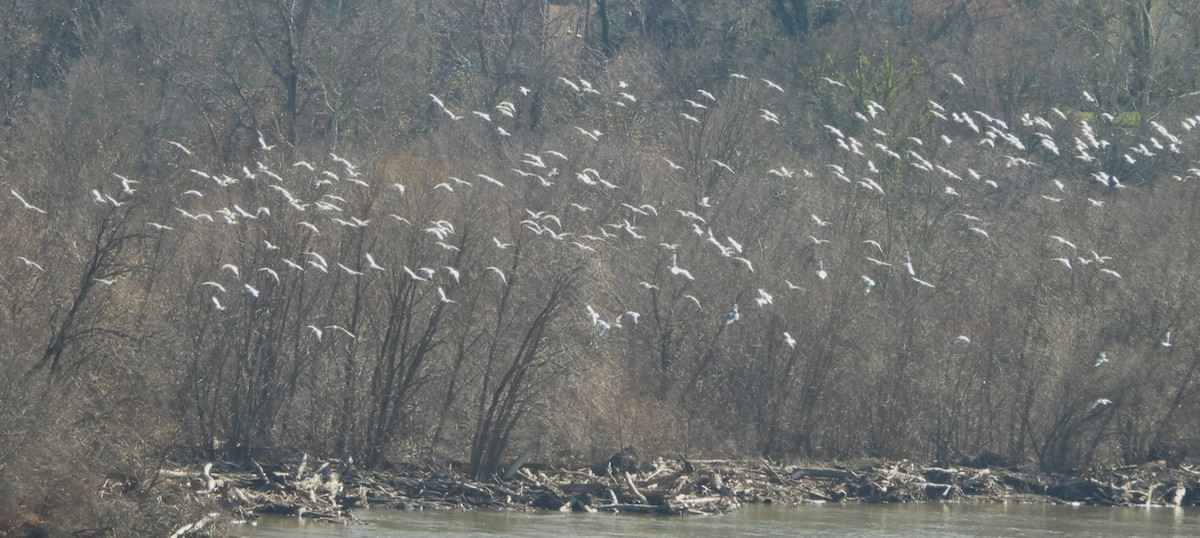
9;67;1200;414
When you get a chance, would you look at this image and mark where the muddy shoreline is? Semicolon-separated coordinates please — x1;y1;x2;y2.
162;453;1200;534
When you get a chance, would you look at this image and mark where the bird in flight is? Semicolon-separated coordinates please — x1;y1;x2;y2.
17;257;45;271
760;78;785;93
166;139;192;155
1049;235;1077;250
485;266;508;285
10;189;46;214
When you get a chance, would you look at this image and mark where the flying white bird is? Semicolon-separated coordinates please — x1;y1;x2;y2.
9;190;46;214
17;257;44;271
485;266;508;285
557;77;580;92
256;131;275;151
337;263;364;276
477;174;505;187
201;281;226;294
365;253;386;272
670;264;695;281
760;78;785;93
625;311;641;326
754;288;774;307
725;303;740;325
402;266;427;282
166;139;192;155
257;267;280;283
710;159;734;174
1049;235;1077;250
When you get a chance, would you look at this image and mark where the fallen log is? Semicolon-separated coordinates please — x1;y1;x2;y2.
595;503;671;514
761;462;789;484
791;467;857;480
503;441;539;481
924;483;955;500
169;512;221;538
673;495;722;506
625;472;648;505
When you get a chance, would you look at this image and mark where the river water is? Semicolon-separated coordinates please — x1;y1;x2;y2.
240;502;1198;537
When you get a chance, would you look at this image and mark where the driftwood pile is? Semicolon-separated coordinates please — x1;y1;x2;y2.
159;450;1200;529
778;460;1200;507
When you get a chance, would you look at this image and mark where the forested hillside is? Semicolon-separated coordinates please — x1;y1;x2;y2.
4;0;1200;533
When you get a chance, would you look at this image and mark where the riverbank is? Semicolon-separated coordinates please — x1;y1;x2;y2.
160;450;1200;534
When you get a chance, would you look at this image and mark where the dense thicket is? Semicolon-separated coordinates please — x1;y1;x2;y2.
4;0;1200;533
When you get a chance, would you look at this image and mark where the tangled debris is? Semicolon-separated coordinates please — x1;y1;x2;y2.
159;450;1200;532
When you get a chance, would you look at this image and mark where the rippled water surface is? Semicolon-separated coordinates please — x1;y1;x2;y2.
241;502;1199;537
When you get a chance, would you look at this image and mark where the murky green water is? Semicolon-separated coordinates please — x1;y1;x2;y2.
240;502;1199;537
